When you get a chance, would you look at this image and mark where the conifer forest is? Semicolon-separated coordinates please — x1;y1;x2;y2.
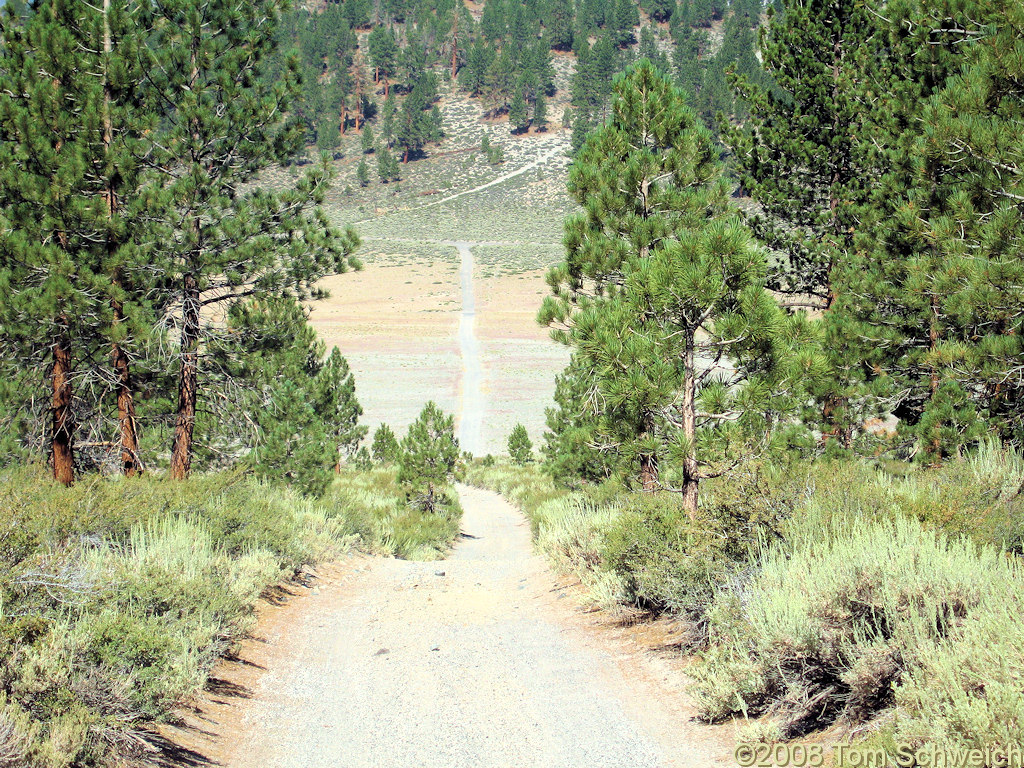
0;0;1023;765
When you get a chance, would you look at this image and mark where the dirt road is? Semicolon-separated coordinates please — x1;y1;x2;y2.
455;242;484;455
198;485;734;768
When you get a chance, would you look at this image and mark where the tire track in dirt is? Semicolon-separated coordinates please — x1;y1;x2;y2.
455;241;484;455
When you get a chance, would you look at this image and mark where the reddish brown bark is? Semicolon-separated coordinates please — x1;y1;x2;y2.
51;326;74;486
639;452;658;492
102;0;142;477
354;79;362;131
170;271;200;480
451;10;459;81
112;305;142;477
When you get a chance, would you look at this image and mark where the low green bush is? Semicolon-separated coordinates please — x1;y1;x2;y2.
0;464;458;768
473;448;1024;753
691;497;1024;748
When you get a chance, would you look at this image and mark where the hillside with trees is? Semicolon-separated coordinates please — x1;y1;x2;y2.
269;0;770;159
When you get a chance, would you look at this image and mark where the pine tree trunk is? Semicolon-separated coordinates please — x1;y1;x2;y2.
928;293;941;462
681;334;699;520
112;303;142;476
354;74;362;131
451;12;458;81
819;32;851;449
403;147;409;164
51;324;74;486
102;0;141;476
639;451;658;492
170;271;200;480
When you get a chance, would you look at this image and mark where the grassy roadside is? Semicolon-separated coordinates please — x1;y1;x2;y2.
0;466;459;768
466;446;1024;752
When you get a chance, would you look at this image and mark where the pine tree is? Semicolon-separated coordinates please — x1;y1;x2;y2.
0;1;88;485
673;25;707;102
462;39;495;96
480;0;506;41
528;38;557;97
361;124;375;153
725;0;875;444
396;72;441;162
547;0;575;50
367;26;398;95
570;110;591;154
377;146;401;182
508;88;529;133
95;0;152;477
0;0;156;483
542;354;616;485
141;0;360;480
380;90;397;147
484;50;515;116
838;0;1024;457
212;298;363;494
371;422;401;463
398;401;460;512
357;159;371;187
540;61;819;514
507;424;533;465
316;105;342;151
313;347;367;468
533;93;549;131
644;0;675;22
689;0;713;27
610;0;639;47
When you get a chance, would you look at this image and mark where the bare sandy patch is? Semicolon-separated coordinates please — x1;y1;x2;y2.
306;258;462;438
475;267;569;453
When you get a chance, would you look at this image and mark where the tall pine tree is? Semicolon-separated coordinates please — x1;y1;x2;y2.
541;61;819;512
838;0;1024;458
726;0;875;445
140;0;359;480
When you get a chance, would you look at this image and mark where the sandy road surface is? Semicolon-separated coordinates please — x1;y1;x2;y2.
456;242;484;455
203;485;733;768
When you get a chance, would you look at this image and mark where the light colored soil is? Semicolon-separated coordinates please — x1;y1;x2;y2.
455;242;484;455
475;266;570;450
309;243;567;455
306;259;463;439
160;486;738;768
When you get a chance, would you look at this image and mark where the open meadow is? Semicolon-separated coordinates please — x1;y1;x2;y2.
304;83;573;454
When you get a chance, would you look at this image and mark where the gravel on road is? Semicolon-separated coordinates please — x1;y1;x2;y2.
184;485;734;768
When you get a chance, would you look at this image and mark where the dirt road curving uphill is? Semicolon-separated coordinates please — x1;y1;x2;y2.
198;485;734;768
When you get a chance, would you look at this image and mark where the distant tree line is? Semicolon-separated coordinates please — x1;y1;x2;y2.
270;0;771;149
